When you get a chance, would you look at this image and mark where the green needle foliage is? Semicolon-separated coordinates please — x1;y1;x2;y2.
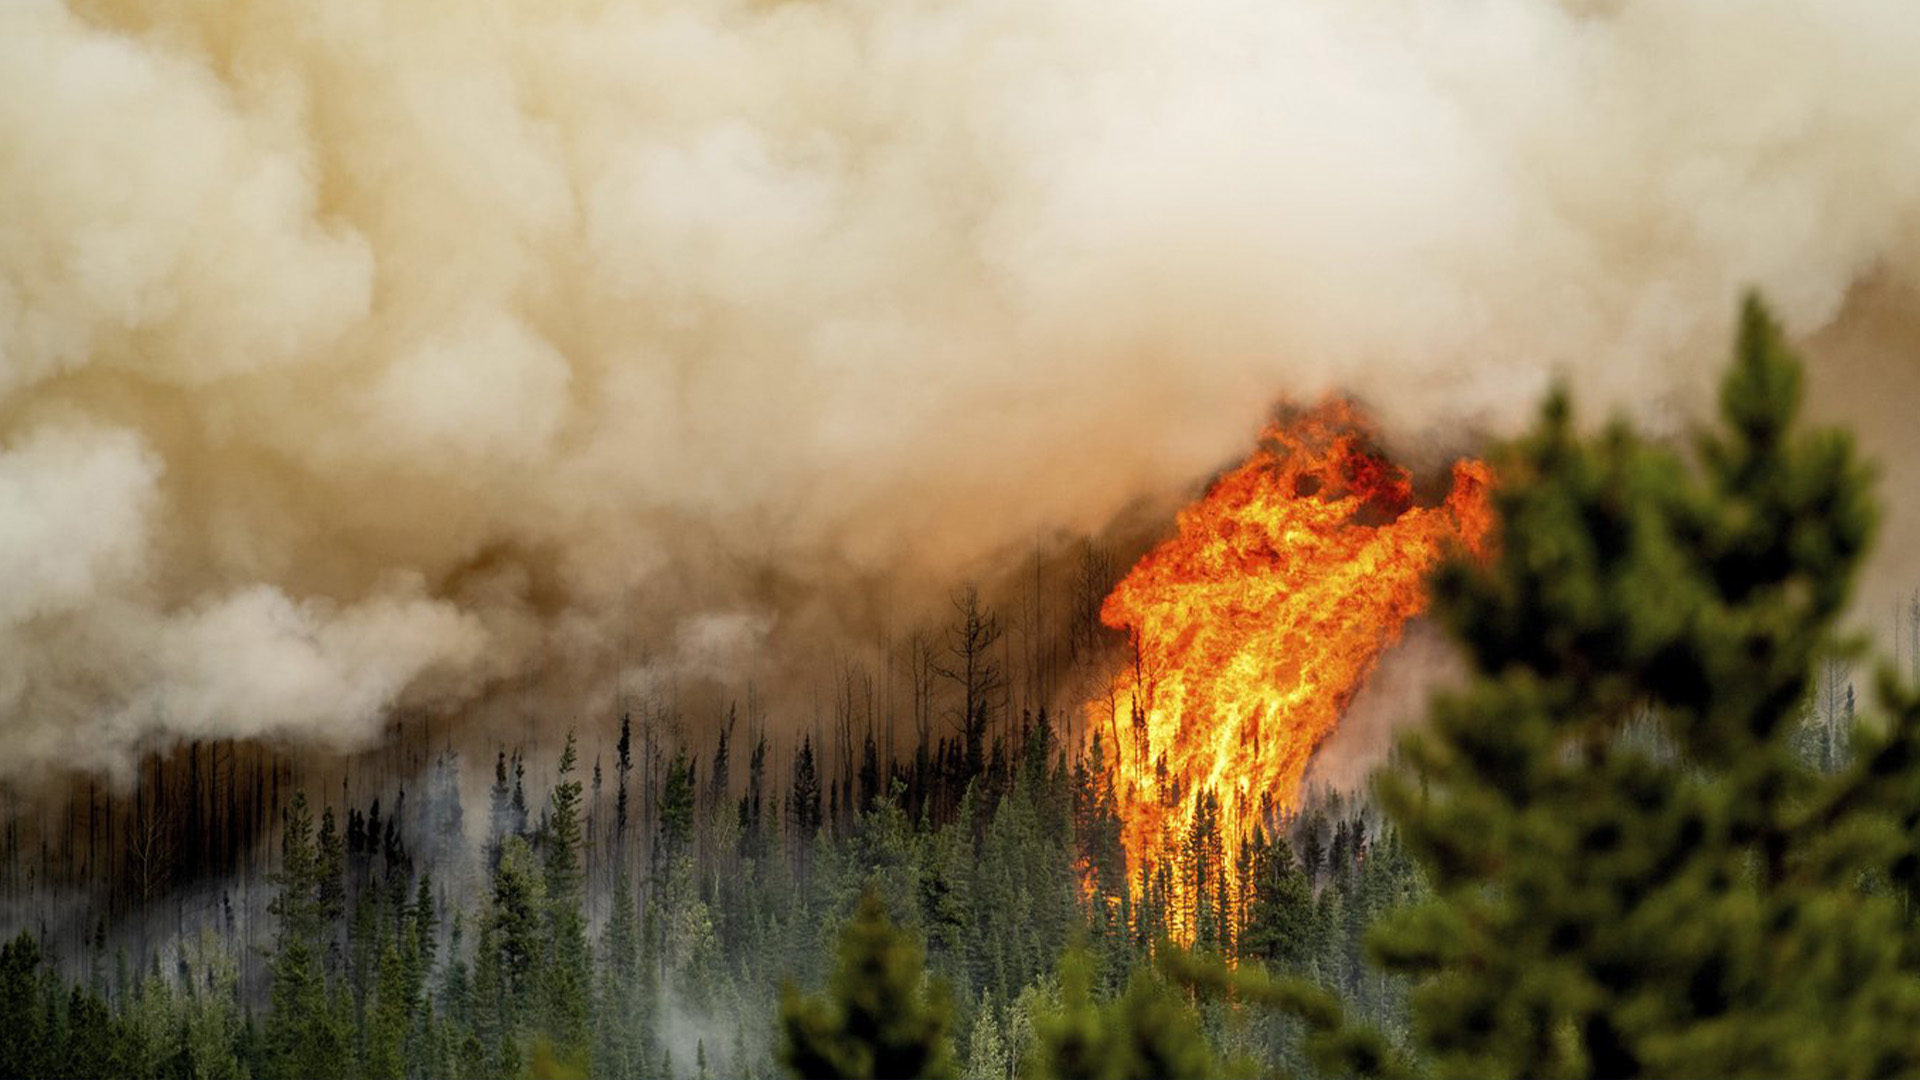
1370;294;1920;1078
1025;943;1226;1080
780;889;959;1080
1159;946;1410;1080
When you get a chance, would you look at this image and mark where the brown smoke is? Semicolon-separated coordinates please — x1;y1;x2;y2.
3;0;1918;779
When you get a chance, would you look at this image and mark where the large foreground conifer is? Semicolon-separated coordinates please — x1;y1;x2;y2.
1371;296;1920;1077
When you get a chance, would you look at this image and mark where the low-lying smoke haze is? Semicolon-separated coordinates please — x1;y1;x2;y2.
4;0;1918;780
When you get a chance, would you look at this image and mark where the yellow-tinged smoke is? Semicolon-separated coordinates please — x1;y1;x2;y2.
3;0;1918;778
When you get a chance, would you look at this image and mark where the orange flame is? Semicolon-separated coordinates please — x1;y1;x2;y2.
1091;401;1493;943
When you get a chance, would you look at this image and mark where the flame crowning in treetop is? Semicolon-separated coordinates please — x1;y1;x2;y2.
1091;401;1493;942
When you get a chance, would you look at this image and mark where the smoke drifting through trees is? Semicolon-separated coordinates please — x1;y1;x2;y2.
3;0;1920;779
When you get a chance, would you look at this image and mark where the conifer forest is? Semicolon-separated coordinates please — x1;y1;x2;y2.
8;1;1920;1077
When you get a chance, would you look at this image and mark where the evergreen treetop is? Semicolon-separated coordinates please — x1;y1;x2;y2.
780;889;959;1080
1370;295;1920;1078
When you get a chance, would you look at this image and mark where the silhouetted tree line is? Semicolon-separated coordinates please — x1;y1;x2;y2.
0;681;1420;1079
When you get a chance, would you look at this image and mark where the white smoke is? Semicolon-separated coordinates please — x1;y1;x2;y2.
2;0;1918;778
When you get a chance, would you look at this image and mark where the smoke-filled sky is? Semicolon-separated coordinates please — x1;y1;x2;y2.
3;0;1918;780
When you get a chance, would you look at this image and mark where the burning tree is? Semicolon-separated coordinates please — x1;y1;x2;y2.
1094;401;1494;942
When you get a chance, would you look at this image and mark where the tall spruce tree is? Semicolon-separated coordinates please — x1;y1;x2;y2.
595;868;644;1079
0;930;47;1079
262;791;353;1080
366;942;410;1080
1361;296;1920;1077
780;889;958;1080
476;835;546;1073
1240;825;1313;970
791;737;823;841
542;733;591;1064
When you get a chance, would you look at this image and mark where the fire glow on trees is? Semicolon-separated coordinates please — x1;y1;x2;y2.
1092;402;1494;944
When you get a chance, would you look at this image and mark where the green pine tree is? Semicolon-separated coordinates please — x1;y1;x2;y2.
63;984;116;1080
0;930;48;1079
475;834;547;1075
366;942;410;1080
595;867;644;1078
780;889;959;1080
543;734;592;1064
1024;943;1223;1080
1362;295;1920;1077
963;992;1008;1080
179;930;246;1080
1238;826;1313;970
264;791;352;1080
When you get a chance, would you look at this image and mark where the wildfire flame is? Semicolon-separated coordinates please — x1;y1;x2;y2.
1092;401;1493;942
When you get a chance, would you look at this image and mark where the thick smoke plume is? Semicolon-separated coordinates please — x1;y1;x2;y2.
3;0;1918;780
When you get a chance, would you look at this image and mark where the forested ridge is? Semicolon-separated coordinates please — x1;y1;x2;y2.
4;299;1920;1079
0;691;1435;1078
